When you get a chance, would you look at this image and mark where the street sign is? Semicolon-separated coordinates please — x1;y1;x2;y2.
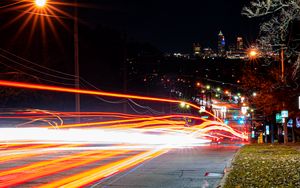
199;106;206;113
296;117;300;128
287;119;293;128
276;113;282;123
281;110;288;118
266;125;270;135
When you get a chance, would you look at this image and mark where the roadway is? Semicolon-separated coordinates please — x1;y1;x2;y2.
0;142;240;188
0;109;244;187
91;145;239;188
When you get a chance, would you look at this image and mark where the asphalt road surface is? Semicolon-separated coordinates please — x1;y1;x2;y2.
0;142;240;188
91;144;239;188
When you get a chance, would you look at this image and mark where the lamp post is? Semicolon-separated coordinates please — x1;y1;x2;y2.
247;47;288;143
74;0;80;122
272;44;287;143
280;46;288;144
34;0;80;121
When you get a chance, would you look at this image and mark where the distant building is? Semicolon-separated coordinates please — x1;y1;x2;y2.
218;31;225;55
236;37;243;50
193;43;201;57
228;44;236;52
203;47;214;58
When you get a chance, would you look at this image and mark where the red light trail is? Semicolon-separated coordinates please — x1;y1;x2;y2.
0;80;249;187
0;80;220;120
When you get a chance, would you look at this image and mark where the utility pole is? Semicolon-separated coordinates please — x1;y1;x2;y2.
74;0;80;122
281;46;288;144
123;32;127;114
281;48;285;83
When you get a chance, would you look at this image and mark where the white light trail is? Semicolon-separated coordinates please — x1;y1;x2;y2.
0;128;210;147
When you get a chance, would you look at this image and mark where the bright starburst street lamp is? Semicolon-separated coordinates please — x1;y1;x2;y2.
248;49;259;59
3;0;81;121
35;0;47;7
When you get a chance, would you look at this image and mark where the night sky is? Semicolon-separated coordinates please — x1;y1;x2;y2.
82;0;260;53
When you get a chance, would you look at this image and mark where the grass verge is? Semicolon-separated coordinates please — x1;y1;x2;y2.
224;144;300;188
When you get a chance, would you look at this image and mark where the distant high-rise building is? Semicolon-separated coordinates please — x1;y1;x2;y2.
236;37;243;50
218;31;225;54
203;47;214;57
193;43;201;56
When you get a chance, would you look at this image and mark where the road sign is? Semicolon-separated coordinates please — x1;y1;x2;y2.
287;119;293;128
276;113;282;123
266;125;270;135
281;110;288;118
199;106;206;113
296;117;300;128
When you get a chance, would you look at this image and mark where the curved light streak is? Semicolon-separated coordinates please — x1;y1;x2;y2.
0;80;221;122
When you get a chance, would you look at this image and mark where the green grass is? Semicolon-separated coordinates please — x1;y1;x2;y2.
224;144;300;188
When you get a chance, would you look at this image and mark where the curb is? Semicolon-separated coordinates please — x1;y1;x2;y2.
216;146;243;188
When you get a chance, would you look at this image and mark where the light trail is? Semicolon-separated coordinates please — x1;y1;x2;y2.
0;79;251;186
0;144;83;164
0;150;131;187
0;113;248;186
0;128;209;146
0;80;221;122
37;149;167;188
0;80;184;103
0;143;60;154
0;111;149;127
59;112;149;119
96;119;185;129
194;125;248;140
44;114;207;129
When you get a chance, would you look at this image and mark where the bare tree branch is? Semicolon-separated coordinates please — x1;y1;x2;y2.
243;0;300;81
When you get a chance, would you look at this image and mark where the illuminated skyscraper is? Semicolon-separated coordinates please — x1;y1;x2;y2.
236;37;243;50
193;43;201;57
218;31;225;54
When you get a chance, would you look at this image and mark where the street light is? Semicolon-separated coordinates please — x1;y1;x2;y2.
180;102;186;108
35;0;47;7
4;0;79;115
31;0;81;120
248;49;259;59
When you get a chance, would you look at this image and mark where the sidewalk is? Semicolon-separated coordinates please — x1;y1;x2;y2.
223;144;300;187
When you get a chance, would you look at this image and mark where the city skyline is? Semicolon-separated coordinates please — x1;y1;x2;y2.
81;0;260;53
0;0;260;54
